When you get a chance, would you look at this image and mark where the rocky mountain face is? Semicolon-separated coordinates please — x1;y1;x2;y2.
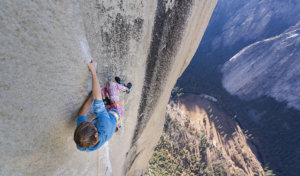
222;22;300;110
176;0;300;175
146;94;264;176
177;0;300;96
0;0;217;176
209;0;300;50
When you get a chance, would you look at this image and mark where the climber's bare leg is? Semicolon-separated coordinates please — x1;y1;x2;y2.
78;92;93;116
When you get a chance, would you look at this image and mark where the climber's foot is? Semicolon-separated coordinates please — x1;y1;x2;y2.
126;82;132;94
115;77;122;85
115;76;132;94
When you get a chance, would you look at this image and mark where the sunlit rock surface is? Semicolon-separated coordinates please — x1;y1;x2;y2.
209;0;300;50
222;21;300;110
165;94;264;175
0;0;216;175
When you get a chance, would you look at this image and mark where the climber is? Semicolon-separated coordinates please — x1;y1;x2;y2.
74;59;131;152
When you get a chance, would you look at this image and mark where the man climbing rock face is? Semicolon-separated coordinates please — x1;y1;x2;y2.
74;59;131;151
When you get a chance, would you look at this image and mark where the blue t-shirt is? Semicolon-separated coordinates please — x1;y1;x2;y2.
76;100;118;152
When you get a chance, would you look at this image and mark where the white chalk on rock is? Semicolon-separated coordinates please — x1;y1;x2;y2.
80;37;92;63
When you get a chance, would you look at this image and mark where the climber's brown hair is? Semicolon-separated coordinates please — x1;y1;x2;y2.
74;121;98;148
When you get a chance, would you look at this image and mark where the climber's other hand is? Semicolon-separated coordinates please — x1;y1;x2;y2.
86;59;97;73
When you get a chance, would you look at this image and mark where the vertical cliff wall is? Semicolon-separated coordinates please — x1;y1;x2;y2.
222;21;300;110
0;0;216;175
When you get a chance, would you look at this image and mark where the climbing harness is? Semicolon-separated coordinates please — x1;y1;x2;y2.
106;101;123;109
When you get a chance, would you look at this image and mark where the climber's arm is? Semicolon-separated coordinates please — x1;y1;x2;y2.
78;92;93;116
87;59;102;100
91;71;102;100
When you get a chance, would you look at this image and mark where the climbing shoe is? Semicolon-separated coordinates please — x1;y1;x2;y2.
115;76;132;94
126;82;132;94
115;76;123;85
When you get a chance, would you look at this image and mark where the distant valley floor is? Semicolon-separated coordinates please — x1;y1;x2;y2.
145;93;268;176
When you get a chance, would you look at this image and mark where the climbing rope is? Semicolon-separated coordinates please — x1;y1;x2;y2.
98;149;101;176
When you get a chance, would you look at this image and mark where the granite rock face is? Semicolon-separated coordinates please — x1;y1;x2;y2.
177;0;300;94
222;21;300;110
0;0;216;176
209;0;300;51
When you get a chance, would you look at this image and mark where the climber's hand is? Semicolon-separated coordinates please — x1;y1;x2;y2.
87;59;97;73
